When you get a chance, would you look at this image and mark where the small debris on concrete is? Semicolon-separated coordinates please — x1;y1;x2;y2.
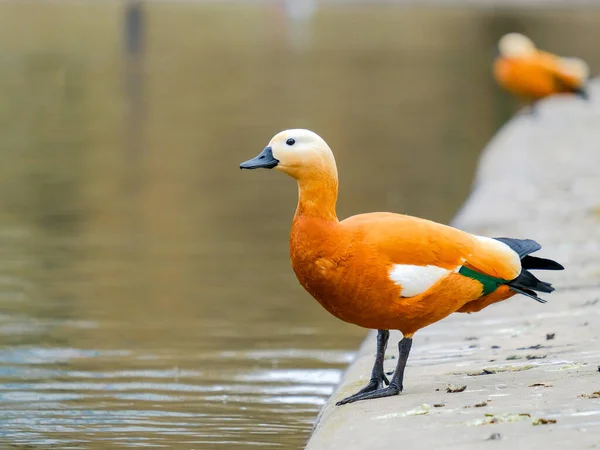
446;384;467;393
546;333;555;340
506;355;522;360
467;369;488;376
465;336;478;341
579;391;600;399
491;345;500;349
433;403;445;408
406;404;432;416
374;404;433;420
526;354;547;360
529;383;553;387
469;344;477;348
559;362;588;370
473;413;530;425
463;365;534;377
486;433;502;440
486;413;530;418
532;417;557;425
518;344;545;350
465;401;488;408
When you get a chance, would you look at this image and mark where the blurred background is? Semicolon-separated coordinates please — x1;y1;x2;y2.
0;0;597;448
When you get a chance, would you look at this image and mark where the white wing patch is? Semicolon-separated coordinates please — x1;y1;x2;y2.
389;264;457;297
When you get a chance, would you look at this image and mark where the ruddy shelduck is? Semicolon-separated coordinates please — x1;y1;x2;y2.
494;33;589;103
240;129;563;405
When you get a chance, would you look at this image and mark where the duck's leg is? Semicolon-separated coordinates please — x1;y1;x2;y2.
529;101;539;117
336;336;412;405
335;329;390;406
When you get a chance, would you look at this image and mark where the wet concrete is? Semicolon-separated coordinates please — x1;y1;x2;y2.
306;80;600;449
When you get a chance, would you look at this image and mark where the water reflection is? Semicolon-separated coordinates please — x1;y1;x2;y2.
0;1;598;449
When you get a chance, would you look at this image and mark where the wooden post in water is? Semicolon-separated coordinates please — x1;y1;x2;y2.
125;0;144;58
123;0;145;243
123;0;144;165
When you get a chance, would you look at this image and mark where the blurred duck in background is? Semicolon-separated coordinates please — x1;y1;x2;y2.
494;33;590;106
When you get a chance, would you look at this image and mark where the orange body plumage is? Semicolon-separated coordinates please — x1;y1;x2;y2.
291;213;518;336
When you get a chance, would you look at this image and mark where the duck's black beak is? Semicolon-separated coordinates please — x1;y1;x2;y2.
240;146;279;170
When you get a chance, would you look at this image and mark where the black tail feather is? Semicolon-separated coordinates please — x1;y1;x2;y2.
508;286;547;304
493;237;541;258
522;255;564;271
508;269;554;294
494;237;563;303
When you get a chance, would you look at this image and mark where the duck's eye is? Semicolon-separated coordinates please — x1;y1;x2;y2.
286;138;296;146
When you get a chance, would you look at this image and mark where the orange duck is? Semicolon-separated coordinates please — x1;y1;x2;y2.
494;33;589;103
240;129;563;405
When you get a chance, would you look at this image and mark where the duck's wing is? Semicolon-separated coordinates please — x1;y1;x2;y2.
537;51;588;92
341;212;521;282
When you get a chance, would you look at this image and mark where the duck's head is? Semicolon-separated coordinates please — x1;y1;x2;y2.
498;33;536;58
240;129;337;180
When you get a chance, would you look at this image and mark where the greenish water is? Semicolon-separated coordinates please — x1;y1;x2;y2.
0;2;598;449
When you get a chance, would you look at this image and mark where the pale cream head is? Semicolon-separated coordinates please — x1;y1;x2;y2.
267;129;338;180
498;33;536;58
239;129;340;220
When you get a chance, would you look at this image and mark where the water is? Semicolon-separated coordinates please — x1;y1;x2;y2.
0;2;598;448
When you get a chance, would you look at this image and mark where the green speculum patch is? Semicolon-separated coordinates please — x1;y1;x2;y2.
458;266;508;296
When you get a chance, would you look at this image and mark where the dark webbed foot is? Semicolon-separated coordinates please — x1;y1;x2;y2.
336;382;400;405
529;101;539;117
335;373;389;406
337;336;413;406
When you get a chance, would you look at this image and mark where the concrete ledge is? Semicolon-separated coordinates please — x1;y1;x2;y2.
306;80;600;449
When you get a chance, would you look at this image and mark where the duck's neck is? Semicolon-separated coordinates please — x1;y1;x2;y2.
295;172;339;222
